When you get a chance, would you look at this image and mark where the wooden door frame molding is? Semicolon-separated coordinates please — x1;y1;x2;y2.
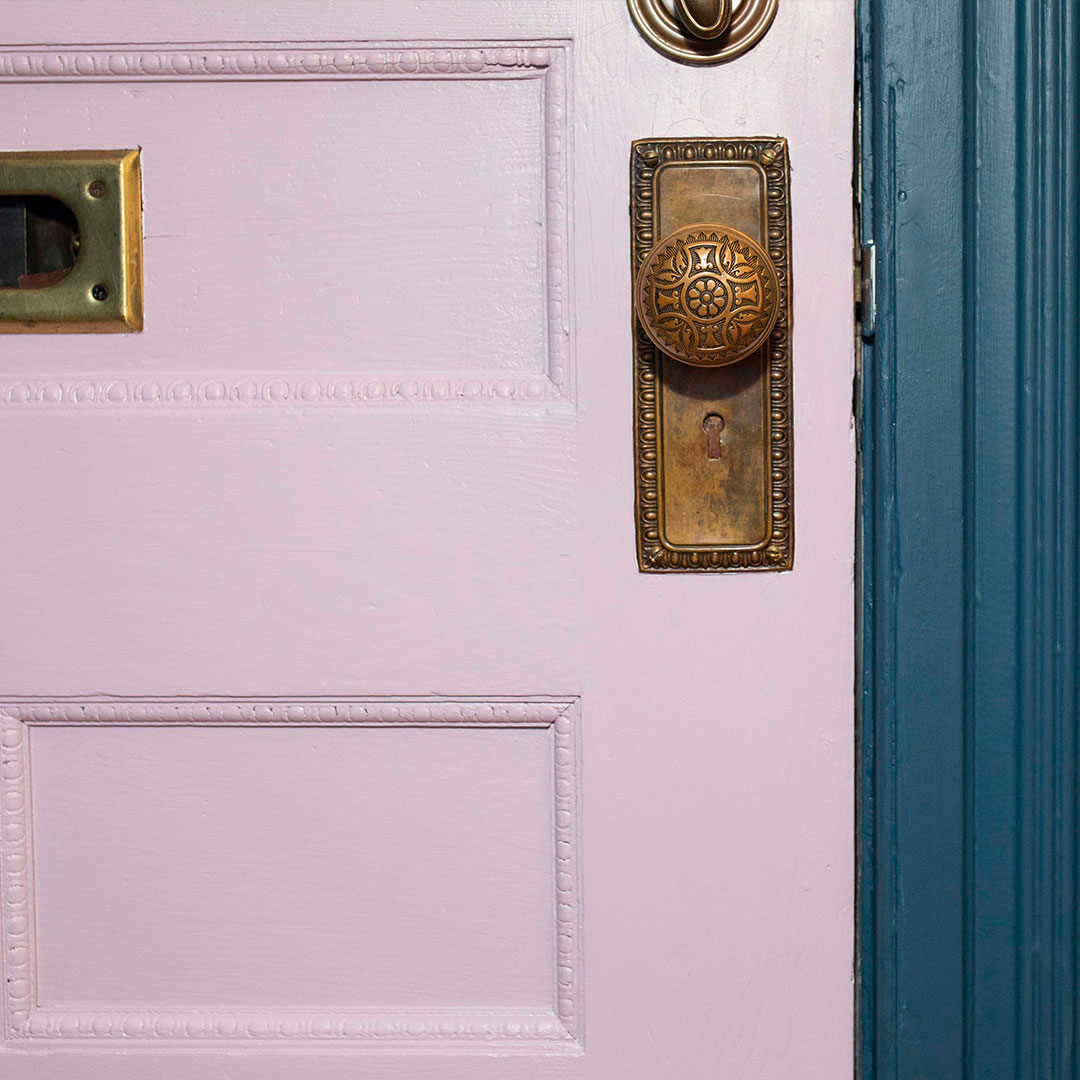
858;1;1079;1077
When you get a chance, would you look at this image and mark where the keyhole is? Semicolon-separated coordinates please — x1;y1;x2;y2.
703;413;725;460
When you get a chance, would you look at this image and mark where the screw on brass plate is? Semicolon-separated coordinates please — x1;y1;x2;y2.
91;283;109;301
703;413;725;459
87;180;106;199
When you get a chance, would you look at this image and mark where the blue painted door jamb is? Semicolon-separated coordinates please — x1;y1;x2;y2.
857;1;1079;1078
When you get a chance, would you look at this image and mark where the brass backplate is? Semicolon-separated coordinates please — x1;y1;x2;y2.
632;137;793;572
0;150;143;333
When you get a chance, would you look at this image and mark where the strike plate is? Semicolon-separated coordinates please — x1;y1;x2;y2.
632;137;793;572
0;149;143;333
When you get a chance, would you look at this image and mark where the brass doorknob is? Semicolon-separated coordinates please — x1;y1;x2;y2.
634;224;780;367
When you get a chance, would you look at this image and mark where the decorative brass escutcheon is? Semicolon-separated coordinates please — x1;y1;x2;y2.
632;138;793;573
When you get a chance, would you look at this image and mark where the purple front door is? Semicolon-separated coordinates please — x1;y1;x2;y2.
0;3;856;1077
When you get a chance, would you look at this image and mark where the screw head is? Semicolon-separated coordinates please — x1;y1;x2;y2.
91;283;109;301
88;180;106;198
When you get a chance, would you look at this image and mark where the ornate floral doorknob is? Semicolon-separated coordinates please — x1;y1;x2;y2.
634;224;780;367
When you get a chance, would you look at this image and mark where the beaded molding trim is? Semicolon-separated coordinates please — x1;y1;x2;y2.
0;373;566;409
0;42;572;409
0;44;554;81
631;138;794;571
0;697;582;1047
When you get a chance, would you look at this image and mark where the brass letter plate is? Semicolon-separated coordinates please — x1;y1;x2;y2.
0;150;143;333
632;137;792;571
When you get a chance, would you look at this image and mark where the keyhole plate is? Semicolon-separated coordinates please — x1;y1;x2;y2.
632;138;793;572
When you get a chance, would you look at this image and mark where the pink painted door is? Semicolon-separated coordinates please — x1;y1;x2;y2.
0;3;854;1078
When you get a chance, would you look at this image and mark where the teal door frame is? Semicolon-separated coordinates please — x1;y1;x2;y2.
858;1;1078;1077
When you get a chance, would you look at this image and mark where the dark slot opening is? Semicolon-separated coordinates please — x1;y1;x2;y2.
0;195;80;289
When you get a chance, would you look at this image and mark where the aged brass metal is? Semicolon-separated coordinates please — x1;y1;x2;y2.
632;138;792;572
635;223;781;366
0;150;143;333
674;0;733;40
627;0;777;65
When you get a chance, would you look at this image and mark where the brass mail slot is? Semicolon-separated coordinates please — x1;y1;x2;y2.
0;149;143;333
631;137;792;572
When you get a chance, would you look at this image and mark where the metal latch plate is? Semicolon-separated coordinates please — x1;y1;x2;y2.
0;150;143;334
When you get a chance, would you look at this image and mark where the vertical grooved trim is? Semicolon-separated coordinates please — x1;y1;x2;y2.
860;1;1079;1077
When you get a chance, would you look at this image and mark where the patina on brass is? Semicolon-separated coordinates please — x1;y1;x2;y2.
632;138;793;572
0;150;143;333
635;223;780;366
627;0;777;65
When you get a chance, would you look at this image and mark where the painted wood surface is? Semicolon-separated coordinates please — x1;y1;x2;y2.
0;3;855;1077
859;1;1080;1077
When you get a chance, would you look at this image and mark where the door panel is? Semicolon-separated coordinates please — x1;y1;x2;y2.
6;700;578;1044
0;3;854;1078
